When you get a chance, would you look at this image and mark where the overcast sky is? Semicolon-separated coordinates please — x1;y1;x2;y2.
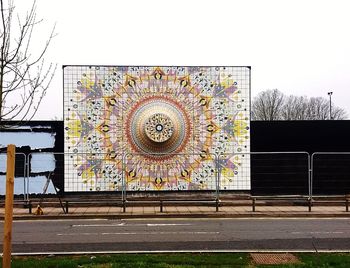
16;0;350;119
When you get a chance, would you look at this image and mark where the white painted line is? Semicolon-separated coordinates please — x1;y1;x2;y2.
72;223;126;227
292;231;344;234
310;231;344;234
122;217;350;221
9;217;350;223
101;232;218;235
71;223;192;227
146;223;192;226
57;231;219;236
13;218;109;223
6;249;350;256
57;233;100;236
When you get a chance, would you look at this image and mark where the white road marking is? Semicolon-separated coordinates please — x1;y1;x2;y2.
121;217;350;221
72;223;192;227
12;218;109;223
146;223;192;226
72;223;126;227
9;217;350;223
7;249;350;256
101;232;218;235
57;231;218;236
292;231;344;234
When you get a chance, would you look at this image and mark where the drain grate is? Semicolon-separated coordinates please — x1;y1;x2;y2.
250;253;300;265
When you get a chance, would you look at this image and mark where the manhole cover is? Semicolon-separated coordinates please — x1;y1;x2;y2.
250;253;300;265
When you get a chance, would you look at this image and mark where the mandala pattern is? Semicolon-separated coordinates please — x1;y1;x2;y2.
64;66;251;191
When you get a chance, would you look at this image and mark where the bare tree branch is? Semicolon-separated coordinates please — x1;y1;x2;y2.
251;89;284;120
0;0;56;128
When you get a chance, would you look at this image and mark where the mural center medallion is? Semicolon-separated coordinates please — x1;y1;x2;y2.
127;96;191;158
144;113;174;143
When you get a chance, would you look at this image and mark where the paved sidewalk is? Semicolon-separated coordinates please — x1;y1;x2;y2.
1;205;349;220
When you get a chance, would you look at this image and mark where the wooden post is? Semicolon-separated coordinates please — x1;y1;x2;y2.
3;144;16;268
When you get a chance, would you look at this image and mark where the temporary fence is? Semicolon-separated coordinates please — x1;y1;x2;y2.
311;152;350;196
2;151;350;205
0;152;27;201
218;151;311;198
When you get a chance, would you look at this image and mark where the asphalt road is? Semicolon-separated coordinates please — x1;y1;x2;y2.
1;218;350;253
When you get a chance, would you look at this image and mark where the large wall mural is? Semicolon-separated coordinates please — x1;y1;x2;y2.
64;66;250;192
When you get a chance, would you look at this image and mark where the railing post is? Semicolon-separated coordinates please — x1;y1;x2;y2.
252;198;256;212
28;200;32;214
308;198;312;212
22;154;27;202
346;198;349;212
121;153;124;205
215;153;220;212
310;153;316;201
123;199;126;213
27;153;32;203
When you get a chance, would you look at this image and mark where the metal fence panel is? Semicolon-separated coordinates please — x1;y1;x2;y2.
0;152;27;199
311;152;350;195
218;152;310;197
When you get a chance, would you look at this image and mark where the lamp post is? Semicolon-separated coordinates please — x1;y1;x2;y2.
327;91;333;120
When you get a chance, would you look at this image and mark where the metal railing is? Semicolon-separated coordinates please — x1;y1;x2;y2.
2;150;350;212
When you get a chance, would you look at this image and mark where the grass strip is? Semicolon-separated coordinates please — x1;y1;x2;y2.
1;252;350;268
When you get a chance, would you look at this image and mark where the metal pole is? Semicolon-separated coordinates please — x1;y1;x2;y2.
215;154;219;212
23;154;26;202
328;91;333;120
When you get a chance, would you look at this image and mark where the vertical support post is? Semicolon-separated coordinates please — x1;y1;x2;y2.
28;200;32;214
65;201;69;214
308;198;312;212
26;153;31;203
121;153;124;205
160;200;163;212
346;198;349;212
123;200;126;213
215;154;220;212
23;154;26;202
3;144;16;268
252;198;256;212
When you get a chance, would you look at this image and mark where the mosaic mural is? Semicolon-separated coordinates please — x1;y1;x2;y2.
64;66;250;192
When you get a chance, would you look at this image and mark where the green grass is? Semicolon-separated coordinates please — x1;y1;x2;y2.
0;253;248;268
1;253;350;268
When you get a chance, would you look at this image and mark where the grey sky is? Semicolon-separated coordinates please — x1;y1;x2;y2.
18;0;350;119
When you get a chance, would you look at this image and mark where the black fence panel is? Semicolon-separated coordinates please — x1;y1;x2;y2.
312;153;350;195
251;153;309;195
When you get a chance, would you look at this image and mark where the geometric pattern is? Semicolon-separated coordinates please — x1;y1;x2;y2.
64;66;250;191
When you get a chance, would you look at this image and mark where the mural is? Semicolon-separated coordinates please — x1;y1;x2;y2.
64;66;250;192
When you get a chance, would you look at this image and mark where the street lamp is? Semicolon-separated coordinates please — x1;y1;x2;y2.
327;91;333;120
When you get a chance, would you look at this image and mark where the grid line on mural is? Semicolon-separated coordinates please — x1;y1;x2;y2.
64;66;251;192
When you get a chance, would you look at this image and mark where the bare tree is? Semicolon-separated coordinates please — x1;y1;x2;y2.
251;89;284;120
252;90;347;120
305;97;330;120
0;0;56;125
281;95;308;120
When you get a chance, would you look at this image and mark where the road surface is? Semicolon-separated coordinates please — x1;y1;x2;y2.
1;218;350;253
